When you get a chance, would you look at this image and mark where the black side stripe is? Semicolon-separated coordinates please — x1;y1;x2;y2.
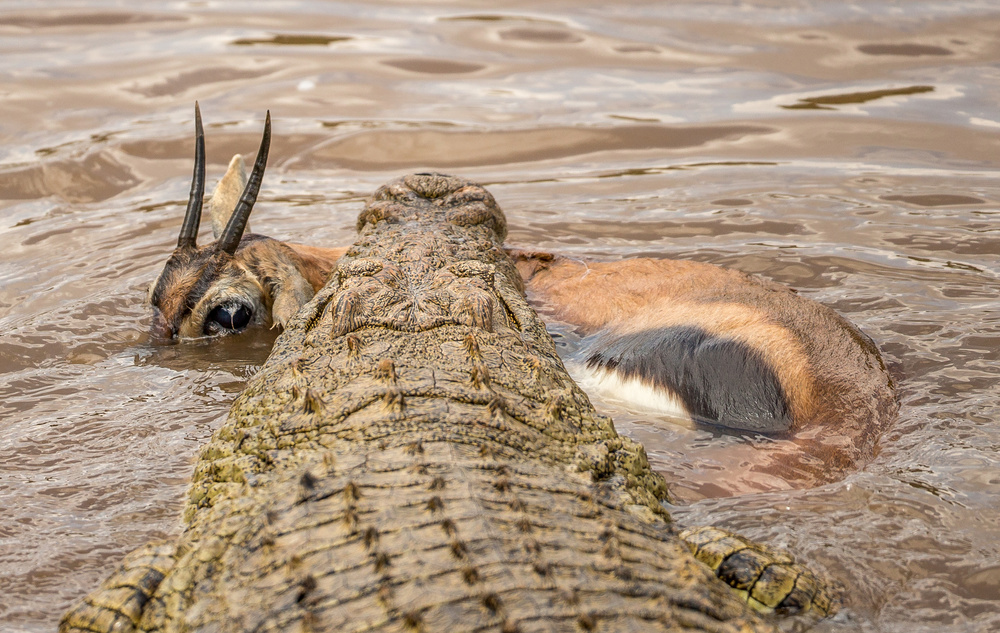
586;326;793;434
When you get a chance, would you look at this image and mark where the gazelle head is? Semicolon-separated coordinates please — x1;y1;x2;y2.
148;106;318;339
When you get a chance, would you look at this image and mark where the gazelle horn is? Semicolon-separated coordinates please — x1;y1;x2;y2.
217;111;270;256
177;102;206;249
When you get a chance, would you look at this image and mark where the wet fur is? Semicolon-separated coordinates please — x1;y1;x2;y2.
152;166;892;436
150;236;344;338
148;128;896;496
586;325;793;433
149;146;345;339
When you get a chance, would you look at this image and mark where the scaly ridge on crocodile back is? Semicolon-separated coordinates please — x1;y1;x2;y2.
64;173;798;632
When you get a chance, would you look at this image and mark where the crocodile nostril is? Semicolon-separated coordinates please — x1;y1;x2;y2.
359;173;507;238
402;173;468;199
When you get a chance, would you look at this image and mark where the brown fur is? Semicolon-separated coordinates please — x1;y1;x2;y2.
286;244;346;291
149;147;348;338
149;147;895;497
149;253;205;338
153;240;894;496
516;256;818;423
513;253;897;498
150;239;350;338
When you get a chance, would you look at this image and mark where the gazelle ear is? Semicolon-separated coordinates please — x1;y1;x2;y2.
271;269;315;328
208;154;252;239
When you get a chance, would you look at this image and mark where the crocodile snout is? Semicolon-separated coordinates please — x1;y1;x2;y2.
400;172;471;199
358;173;507;239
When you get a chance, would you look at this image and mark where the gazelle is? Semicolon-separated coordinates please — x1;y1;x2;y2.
149;107;897;495
148;105;346;340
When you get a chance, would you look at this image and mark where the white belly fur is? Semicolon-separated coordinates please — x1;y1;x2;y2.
567;361;693;424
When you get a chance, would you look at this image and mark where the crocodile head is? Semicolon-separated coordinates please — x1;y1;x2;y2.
316;172;521;338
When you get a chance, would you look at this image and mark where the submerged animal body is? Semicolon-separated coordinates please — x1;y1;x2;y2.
517;255;897;497
147;107;896;496
60;109;895;631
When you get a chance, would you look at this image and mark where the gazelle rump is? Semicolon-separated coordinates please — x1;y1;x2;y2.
515;255;894;434
148;108;896;495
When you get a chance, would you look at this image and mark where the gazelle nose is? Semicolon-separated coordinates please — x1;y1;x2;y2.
149;309;175;340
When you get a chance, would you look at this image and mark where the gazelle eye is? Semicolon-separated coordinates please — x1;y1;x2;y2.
205;302;252;334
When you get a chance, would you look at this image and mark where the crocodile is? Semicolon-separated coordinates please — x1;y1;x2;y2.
60;167;839;632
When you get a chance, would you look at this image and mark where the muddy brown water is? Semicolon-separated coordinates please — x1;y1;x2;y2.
1;2;999;631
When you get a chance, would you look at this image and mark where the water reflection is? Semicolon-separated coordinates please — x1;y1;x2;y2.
781;85;935;110
133;328;279;376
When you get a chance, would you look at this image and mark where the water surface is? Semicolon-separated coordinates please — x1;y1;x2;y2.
1;2;999;631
